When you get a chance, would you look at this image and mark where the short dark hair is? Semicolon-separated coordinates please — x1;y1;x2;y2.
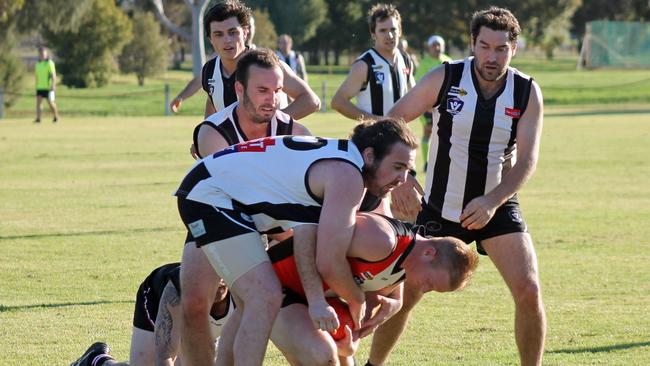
236;48;280;88
367;3;401;34
470;6;521;45
203;0;252;38
350;118;417;162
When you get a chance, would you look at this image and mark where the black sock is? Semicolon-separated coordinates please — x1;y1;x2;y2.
93;354;114;366
365;362;377;366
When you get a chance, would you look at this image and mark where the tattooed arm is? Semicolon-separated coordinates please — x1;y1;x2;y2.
154;282;182;366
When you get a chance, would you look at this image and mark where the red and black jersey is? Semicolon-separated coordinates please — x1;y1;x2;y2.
268;214;415;297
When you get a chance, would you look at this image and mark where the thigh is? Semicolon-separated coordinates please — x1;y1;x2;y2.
201;232;268;288
128;327;155;366
271;303;335;364
481;232;540;292
181;242;220;305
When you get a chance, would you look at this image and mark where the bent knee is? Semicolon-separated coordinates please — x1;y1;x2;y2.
302;341;337;366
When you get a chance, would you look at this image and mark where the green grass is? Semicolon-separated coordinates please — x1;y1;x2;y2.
4;55;650;119
1;107;649;365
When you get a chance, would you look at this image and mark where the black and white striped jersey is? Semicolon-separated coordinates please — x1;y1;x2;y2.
176;136;364;233
356;48;414;116
425;57;533;222
202;56;238;112
192;102;295;158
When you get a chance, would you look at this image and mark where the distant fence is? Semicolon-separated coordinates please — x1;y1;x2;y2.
0;81;338;119
578;20;650;69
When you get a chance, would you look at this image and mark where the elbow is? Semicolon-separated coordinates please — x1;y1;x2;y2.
316;256;337;282
330;95;343;113
311;94;322;113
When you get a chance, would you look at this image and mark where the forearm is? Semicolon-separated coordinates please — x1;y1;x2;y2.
293;225;326;304
281;93;320;120
176;75;202;100
331;96;377;121
486;158;537;206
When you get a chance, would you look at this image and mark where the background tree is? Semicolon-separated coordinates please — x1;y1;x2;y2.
43;0;132;87
150;0;208;76
119;12;170;86
249;0;327;44
572;0;650;38
251;8;278;49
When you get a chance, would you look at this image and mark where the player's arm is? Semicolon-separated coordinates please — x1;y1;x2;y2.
460;81;544;230
293;224;339;331
314;162;366;329
278;61;320;119
196;123;231;159
50;62;57;91
171;75;202;113
388;64;446;123
291;121;312;136
389;173;424;222
154;282;182;366
297;54;308;83
358;284;403;338
331;61;380;121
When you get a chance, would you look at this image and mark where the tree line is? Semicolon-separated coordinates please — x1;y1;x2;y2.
1;0;648;109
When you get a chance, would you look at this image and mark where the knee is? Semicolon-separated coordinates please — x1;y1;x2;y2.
181;291;212;321
303;341;337;366
512;278;543;309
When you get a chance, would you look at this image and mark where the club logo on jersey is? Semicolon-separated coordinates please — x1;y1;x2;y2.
371;64;383;70
353;271;375;286
509;210;522;223
505;107;522;118
188;219;207;238
402;67;410;75
208;79;216;95
448;86;467;96
446;97;464;115
237;137;277;152
374;71;385;84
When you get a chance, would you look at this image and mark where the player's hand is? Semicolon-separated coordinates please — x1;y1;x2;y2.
308;299;339;332
347;298;366;330
390;174;424;222
358;294;402;338
189;143;200;160
460;194;498;230
334;325;360;357
170;96;183;113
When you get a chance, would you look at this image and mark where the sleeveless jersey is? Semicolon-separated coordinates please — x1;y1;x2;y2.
202;56;238;112
425;57;533;222
268;214;415;297
176;136;364;233
192;102;295;158
356;48;414;116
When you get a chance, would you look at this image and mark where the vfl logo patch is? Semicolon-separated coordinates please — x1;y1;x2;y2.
509;210;522;223
188;219;207;238
374;71;385;84
505;107;521;118
446;97;464;115
240;212;254;223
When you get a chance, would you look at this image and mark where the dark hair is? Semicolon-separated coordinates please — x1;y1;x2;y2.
367;3;401;34
203;0;252;38
470;6;521;45
350;118;417;162
236;48;280;87
432;236;479;291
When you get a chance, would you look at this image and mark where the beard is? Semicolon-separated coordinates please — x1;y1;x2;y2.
242;91;274;124
475;61;507;82
362;162;393;199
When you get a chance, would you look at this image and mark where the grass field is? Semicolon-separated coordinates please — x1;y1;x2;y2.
4;56;650;119
1;102;649;365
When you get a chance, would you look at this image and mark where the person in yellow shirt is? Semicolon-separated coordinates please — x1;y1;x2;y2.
34;47;59;123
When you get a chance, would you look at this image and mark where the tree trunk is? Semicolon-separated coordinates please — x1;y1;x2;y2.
189;0;209;76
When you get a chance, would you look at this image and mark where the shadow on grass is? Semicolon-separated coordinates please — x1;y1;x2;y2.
0;300;134;313
548;341;650;354
0;226;180;241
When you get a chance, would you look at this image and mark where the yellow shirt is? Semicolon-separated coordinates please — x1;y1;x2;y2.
35;59;56;90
